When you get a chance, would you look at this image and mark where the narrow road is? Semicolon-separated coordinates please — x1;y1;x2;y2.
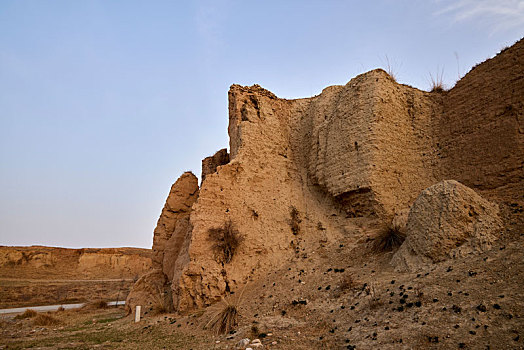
0;301;125;315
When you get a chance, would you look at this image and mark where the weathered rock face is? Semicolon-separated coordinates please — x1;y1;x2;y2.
201;148;229;182
0;246;151;279
133;39;523;314
391;180;503;271
125;270;167;315
127;172;198;313
152;172;199;271
438;42;524;203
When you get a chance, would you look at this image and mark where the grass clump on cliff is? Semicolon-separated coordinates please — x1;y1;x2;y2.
208;220;243;264
429;67;446;93
290;206;301;235
372;225;406;253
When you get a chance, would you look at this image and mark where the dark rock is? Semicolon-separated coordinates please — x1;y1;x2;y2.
428;336;439;343
476;304;487;312
452;305;462;313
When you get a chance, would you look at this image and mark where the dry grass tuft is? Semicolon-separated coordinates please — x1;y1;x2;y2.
381;55;401;82
290;206;301;235
429;67;446;93
33;314;60;326
372;225;406;253
208;220;244;264
83;300;108;309
333;274;359;298
205;287;245;335
15;309;38;319
151;286;170;315
211;304;238;335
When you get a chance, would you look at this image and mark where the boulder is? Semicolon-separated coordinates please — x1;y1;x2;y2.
125;269;167;315
392;180;502;271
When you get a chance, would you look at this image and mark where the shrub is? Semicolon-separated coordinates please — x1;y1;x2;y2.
429;67;446;93
382;55;399;82
372;225;406;253
205;286;246;335
83;300;108;309
151;286;170;315
290;206;301;235
15;309;38;319
205;289;245;335
208;220;243;264
333;274;359;298
33;314;60;326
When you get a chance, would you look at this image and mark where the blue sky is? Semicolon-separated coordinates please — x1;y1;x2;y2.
1;1;523;248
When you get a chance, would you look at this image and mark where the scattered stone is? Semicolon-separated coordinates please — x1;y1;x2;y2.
236;338;250;349
428;336;439;343
452;305;462;313
476;304;487;312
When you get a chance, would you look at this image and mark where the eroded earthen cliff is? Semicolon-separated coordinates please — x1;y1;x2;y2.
128;39;523;316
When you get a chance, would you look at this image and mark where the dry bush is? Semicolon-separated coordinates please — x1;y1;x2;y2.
15;309;38;319
83;300;108;309
205;287;245;335
290;206;301;235
372;225;406;253
208;220;243;264
151;286;170;315
33;314;60;326
381;55;401;82
429;67;446;93
333;274;359;298
205;299;239;335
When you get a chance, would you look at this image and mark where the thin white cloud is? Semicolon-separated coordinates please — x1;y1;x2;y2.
435;0;524;33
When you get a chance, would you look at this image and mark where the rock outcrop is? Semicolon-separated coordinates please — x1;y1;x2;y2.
0;246;151;279
201;148;229;182
151;172;199;272
391;180;503;271
132;39;523;314
127;171;198;315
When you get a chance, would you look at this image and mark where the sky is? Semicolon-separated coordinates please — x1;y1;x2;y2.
1;1;523;248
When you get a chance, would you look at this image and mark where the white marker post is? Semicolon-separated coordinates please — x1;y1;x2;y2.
135;305;141;322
